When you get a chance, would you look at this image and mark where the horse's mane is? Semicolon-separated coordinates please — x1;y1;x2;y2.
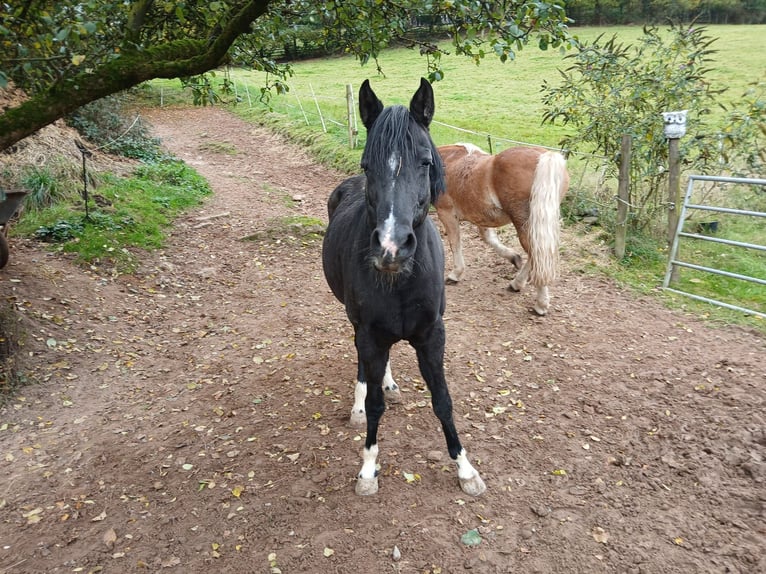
362;105;445;204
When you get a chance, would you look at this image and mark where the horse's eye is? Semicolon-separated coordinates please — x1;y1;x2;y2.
420;158;432;169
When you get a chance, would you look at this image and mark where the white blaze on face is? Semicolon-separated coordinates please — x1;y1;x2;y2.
379;152;400;258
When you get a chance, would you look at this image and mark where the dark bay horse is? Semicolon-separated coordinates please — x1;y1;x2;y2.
322;79;485;497
436;143;569;315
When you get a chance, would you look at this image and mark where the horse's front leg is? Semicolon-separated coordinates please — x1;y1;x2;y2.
509;258;530;293
412;326;486;496
436;202;466;283
354;334;391;495
350;359;400;428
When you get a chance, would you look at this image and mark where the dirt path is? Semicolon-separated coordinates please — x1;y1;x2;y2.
0;106;764;574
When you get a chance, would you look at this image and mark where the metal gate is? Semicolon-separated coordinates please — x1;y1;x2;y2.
663;174;766;319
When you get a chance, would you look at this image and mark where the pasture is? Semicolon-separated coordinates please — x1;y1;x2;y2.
0;102;763;574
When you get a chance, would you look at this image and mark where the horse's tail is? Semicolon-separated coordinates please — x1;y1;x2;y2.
527;151;568;287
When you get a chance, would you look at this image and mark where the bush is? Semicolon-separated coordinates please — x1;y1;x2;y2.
542;22;728;236
20;162;83;211
66;92;163;161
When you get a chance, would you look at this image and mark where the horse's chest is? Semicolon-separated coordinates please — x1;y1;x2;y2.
355;285;440;338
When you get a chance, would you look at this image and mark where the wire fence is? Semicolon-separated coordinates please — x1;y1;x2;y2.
206;79;619;226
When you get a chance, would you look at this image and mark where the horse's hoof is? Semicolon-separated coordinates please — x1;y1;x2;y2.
459;473;486;497
445;276;459;285
511;254;523;269
350;410;367;428
507;282;521;293
355;476;379;496
532;306;548;316
384;386;403;404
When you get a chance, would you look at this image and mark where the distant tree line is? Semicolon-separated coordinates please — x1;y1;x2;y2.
564;0;766;25
261;1;765;63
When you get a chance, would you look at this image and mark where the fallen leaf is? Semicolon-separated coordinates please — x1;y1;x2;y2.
592;526;610;544
91;510;107;522
323;547;335;557
402;472;420;484
161;556;181;568
103;528;117;548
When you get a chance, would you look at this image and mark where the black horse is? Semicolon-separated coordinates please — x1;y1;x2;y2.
322;78;486;497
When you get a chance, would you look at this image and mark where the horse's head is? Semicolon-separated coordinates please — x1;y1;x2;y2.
358;78;445;274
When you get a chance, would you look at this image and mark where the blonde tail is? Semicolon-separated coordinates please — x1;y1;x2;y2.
527;151;568;288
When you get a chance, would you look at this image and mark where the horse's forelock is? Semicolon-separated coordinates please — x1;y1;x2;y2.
362;106;412;169
362;105;445;205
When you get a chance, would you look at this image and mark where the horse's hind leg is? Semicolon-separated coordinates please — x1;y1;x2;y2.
412;327;485;496
350;359;399;428
382;361;402;402
533;284;551;316
508;260;550;315
479;227;523;269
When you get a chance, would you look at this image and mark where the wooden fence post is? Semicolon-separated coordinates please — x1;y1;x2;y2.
662;110;687;283
668;137;681;244
614;134;631;259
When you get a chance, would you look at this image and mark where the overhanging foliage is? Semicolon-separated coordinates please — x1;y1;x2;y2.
0;1;574;151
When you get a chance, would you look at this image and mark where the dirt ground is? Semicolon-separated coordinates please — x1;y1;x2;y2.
0;106;764;574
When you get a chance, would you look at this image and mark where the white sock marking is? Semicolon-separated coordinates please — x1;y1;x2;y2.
455;449;479;480
352;380;366;416
359;443;379;479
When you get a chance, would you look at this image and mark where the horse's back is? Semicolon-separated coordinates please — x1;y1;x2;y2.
437;143;511;226
322;175;367;305
326;174;365;220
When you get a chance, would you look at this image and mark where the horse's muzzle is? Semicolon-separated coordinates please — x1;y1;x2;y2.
373;255;404;273
370;228;417;274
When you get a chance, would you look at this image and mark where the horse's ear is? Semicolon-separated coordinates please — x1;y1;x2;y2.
359;79;384;130
409;77;435;128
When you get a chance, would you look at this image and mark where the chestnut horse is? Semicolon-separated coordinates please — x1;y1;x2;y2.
322;80;485;497
435;143;569;315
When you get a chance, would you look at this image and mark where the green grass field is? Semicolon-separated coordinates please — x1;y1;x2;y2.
146;24;766;329
219;25;765;148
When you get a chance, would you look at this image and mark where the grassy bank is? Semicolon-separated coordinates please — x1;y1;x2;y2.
12;160;211;272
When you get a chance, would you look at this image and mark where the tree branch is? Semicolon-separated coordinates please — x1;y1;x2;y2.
0;0;273;151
